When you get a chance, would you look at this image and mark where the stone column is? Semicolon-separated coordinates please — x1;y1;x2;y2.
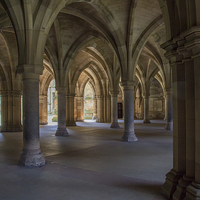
110;91;120;128
1;91;8;131
164;96;167;120
55;87;68;136
76;97;84;121
164;89;173;131
96;95;104;123
1;91;22;132
162;55;186;198
66;93;76;126
92;97;97;120
173;59;195;199
184;56;200;200
18;74;45;167
143;96;151;123
121;81;138;142
12;91;23;131
106;95;111;123
39;95;48;125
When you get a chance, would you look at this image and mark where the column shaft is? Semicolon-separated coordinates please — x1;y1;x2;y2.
121;83;138;142
1;91;22;132
18;77;45;167
143;96;151;123
93;97;97;120
56;88;68;136
162;62;186;198
173;60;195;199
39;95;48;125
76;97;84;121
165;90;173;131
66;94;76;126
1;91;8;131
184;56;200;200
96;96;104;123
110;92;120;128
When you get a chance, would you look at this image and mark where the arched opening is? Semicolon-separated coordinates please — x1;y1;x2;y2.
47;79;58;124
149;78;165;119
84;82;94;121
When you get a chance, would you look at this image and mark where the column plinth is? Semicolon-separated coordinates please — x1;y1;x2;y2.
173;175;194;200
18;149;45;167
162;169;185;198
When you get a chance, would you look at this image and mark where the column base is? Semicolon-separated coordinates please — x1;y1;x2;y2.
184;181;200;200
110;122;120;128
162;169;184;199
66;121;76;126
165;122;173;131
18;149;45;167
143;119;151;123
92;116;97;120
173;175;193;200
96;118;104;123
121;131;138;142
76;117;84;122
55;128;68;136
1;125;23;132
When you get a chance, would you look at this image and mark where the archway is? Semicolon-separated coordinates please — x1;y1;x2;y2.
47;79;58;124
149;78;165;119
84;82;94;121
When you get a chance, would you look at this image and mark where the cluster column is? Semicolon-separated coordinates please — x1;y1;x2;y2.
184;29;200;200
96;95;104;123
39;95;48;125
143;95;151;123
121;81;138;142
164;89;173;131
76;96;84;122
66;93;76;126
162;40;186;198
55;87;68;136
110;91;120;128
92;96;97;120
18;73;45;167
1;90;22;132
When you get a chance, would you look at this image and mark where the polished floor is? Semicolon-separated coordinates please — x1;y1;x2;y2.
0;120;171;200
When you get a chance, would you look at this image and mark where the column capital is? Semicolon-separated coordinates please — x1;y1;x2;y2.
165;88;172;95
96;95;103;99
67;93;76;97
109;90;119;97
142;95;150;99
0;90;22;96
17;64;44;80
56;86;67;93
120;81;136;90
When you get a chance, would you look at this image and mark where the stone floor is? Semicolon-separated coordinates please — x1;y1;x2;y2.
0;120;171;200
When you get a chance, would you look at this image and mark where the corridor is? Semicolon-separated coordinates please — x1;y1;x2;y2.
0;120;171;200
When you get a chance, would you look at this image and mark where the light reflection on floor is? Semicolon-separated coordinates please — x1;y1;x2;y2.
84;119;96;123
